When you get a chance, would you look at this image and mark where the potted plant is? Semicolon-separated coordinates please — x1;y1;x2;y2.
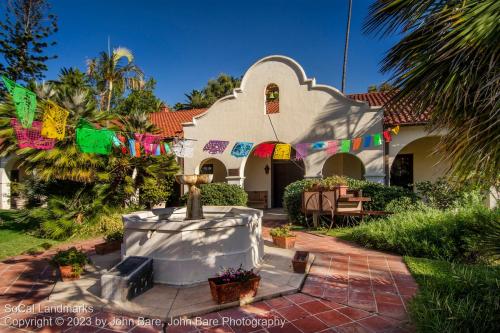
270;224;296;249
10;181;26;209
95;230;123;255
208;265;261;304
52;247;88;281
292;251;309;273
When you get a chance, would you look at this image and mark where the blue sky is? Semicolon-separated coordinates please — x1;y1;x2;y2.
42;0;399;106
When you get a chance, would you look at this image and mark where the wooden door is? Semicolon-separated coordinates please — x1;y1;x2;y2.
272;160;304;207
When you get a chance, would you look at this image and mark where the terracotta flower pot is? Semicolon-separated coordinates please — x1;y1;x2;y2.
292;251;309;273
272;235;296;249
337;185;348;197
94;240;122;255
58;265;81;281
208;276;261;304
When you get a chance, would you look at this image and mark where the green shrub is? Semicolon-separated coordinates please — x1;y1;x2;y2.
139;176;175;209
406;257;500;333
52;247;88;275
283;179;316;225
270;225;295;237
340;204;499;263
75;211;124;239
346;178;417;211
415;178;484;210
105;230;123;242
283;177;416;225
385;197;429;214
182;183;248;206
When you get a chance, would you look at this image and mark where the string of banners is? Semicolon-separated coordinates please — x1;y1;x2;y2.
199;126;400;160
1;76;175;157
2;75;400;160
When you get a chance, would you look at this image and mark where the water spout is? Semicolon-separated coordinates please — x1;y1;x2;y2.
175;174;213;220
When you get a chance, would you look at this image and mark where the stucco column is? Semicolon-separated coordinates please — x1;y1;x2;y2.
0;158;11;209
226;176;245;187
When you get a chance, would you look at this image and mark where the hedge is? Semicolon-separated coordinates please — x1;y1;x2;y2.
283;177;416;225
181;183;248;206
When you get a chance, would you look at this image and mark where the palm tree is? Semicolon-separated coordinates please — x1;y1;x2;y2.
365;0;499;186
87;47;144;112
183;89;210;109
0;68;107;183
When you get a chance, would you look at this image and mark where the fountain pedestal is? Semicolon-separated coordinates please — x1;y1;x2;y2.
175;174;211;220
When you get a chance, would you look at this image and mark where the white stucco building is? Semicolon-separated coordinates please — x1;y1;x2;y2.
153;55;449;209
0;55;451;209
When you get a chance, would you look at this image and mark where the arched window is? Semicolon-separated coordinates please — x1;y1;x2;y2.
265;84;279;114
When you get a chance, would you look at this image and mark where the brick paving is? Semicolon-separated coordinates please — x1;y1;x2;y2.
0;222;417;332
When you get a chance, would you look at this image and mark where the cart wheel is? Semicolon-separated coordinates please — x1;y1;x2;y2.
304;194;335;231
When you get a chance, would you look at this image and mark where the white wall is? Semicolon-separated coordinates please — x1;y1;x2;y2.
399;136;449;184
182;56;385;191
243;155;272;207
322;153;364;179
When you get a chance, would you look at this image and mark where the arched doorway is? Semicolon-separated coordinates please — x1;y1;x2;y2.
390;136;447;190
199;158;227;183
322;153;365;179
243;143;304;208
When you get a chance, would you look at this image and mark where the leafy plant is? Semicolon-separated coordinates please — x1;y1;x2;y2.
385;196;428;214
52;247;88;274
105;230;123;243
213;265;257;285
9;181;25;197
365;0;499;186
321;175;348;189
270;224;295;238
415;178;484;210
139;176;174;209
338;204;499;264
181;183;248;206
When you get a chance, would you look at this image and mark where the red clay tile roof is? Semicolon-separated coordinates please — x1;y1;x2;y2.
150;92;429;138
149;107;207;138
347;92;430;126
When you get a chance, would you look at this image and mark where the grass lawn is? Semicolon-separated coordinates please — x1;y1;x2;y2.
0;210;62;260
405;257;500;332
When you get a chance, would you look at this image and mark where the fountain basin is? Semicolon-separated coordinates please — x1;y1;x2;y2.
122;206;264;285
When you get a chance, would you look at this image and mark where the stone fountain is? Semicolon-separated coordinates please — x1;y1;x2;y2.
121;174;264;286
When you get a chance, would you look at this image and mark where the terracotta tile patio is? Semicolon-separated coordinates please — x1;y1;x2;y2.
0;221;417;332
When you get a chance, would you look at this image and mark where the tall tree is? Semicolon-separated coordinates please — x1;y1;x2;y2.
365;0;499;185
86;47;144;112
115;78;164;115
176;73;241;110
367;82;395;93
0;0;58;83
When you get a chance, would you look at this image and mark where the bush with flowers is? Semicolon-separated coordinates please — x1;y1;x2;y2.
212;265;258;285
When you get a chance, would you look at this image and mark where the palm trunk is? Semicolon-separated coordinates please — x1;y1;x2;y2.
341;0;353;93
106;80;113;112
